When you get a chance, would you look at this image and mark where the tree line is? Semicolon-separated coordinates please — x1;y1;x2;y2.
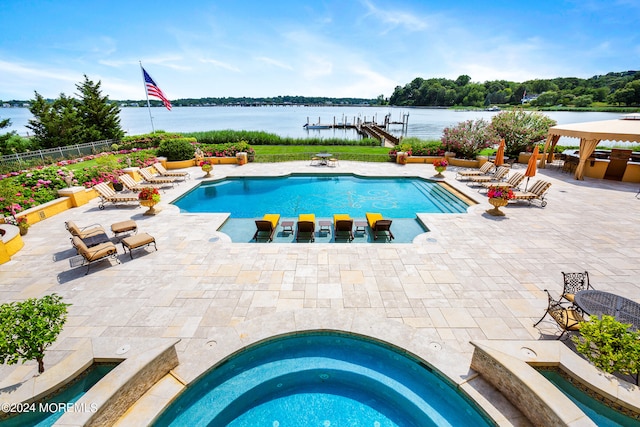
388;70;640;108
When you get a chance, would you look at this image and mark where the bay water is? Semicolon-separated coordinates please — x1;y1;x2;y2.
0;105;622;142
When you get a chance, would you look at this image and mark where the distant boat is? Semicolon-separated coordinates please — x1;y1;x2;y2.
485;106;501;111
303;123;332;129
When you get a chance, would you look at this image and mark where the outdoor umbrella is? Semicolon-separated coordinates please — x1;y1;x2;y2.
524;146;539;191
494;139;505;166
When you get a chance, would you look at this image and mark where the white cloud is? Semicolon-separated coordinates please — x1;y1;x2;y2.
199;58;241;72
255;56;293;70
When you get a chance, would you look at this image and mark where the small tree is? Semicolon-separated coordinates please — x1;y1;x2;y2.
572;315;640;385
0;294;70;374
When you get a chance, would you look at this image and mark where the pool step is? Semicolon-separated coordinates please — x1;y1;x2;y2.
411;181;469;213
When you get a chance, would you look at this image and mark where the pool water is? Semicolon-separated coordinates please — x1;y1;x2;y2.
0;363;117;427
152;333;493;427
173;174;469;218
539;369;640;427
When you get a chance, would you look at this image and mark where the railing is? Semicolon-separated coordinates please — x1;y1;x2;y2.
0;140;117;168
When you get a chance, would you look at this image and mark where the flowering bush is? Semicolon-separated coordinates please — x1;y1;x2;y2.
487;186;514;200
433;158;448;168
138;187;161;203
4;215;29;229
441;119;499;159
491;110;557;157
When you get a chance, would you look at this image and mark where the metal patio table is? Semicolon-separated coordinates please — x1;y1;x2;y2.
575;290;640;330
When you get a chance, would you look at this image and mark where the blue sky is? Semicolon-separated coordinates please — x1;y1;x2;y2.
0;0;638;101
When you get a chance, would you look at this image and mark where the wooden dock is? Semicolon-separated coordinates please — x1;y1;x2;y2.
303;113;408;146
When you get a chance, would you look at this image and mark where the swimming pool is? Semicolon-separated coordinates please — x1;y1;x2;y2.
173;174;470;218
152;332;493;426
0;363;117;427
538;369;640;426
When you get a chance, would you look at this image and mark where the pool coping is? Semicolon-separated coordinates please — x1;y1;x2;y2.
118;309;521;426
470;340;640;426
0;337;179;426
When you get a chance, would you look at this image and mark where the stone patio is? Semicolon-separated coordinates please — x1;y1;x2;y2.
1;160;639;425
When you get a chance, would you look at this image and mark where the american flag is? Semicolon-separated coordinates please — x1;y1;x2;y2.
142;67;172;111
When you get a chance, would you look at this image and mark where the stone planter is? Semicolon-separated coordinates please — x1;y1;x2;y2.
140;200;160;216
486;198;508;216
201;164;213;178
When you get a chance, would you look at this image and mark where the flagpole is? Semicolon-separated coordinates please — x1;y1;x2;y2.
140;61;155;133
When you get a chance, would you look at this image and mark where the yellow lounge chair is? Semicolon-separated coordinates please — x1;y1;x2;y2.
253;214;280;242
365;212;394;241
333;214;353;242
296;213;315;242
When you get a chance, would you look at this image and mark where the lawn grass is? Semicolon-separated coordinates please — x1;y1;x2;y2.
252;145;390;155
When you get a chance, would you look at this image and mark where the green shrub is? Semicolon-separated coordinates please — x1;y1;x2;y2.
573;315;640;383
156;137;197;161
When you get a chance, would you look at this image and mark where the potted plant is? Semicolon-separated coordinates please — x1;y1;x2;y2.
200;159;213;177
486;186;514;216
5;215;29;235
138;187;161;215
433;158;448;178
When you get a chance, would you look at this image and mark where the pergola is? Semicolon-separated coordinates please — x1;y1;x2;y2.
541;117;640;179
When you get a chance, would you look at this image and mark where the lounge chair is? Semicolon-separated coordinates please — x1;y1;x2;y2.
533;290;584;340
71;236;120;275
480;172;525;192
93;183;140;210
119;174;166;193
296;213;316;242
333;214;354;241
467;166;509;186
153;162;190;181
456;161;495;180
65;220;106;239
253;214;280;242
511;180;552;207
138;168;177;187
365;212;394;241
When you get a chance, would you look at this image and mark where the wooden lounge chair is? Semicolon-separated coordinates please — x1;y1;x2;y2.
511;180;552;207
93;183;140;210
480;172;525;192
296;213;316;242
138;168;177;187
153;162;190;181
533;290;584;340
467;166;509;186
253;214;280;242
333;214;354;242
65;220;106;239
365;212;394;241
119;174;166;193
456;161;495;180
71;235;120;275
